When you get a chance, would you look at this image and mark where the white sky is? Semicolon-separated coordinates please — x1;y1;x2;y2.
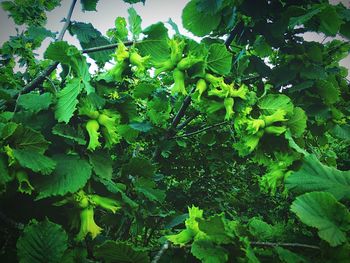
0;0;349;75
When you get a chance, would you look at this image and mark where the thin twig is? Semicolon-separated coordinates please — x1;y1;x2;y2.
83;41;133;54
170;121;229;140
251;241;320;250
57;0;78;41
152;87;196;159
151;241;169;263
176;112;200;131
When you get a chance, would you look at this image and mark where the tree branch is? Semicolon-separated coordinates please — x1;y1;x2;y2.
170;121;229;140
152;87;196;160
151;241;169;263
83;41;133;54
18;0;78;96
251;241;320;250
176;112;200;131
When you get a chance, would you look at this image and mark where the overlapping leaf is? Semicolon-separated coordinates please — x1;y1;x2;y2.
286;154;350;200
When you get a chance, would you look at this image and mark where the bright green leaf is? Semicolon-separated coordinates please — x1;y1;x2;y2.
55;78;83;123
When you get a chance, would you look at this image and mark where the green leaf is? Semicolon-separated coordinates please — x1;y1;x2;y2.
134;178;165;202
300;64;326;80
316;80;340;105
55;78;83;123
129;121;152;132
197;214;235;244
80;0;98;11
133;81;157;99
330;124;350;140
36;154;92;200
291;191;350;247
286;154;350;201
182;0;221;37
95;240;150;263
128;7;142;40
0;122;18;140
318;6;342;36
114;17;128;40
146;94;171;127
288;5;325;28
27;26;56;42
88;150;113;180
69;22;112;63
287;107;307;137
16;219;68;263
10;125;50;154
275;247;307;263
248;217;284;242
44;42;91;85
196;0;224;15
167;229;194;245
206;43;232;75
18;93;52;113
95;177;138;208
13;149;56;175
258;94;294;115
142;22;168;40
52;123;86;145
121;157;155;178
191;240;228;263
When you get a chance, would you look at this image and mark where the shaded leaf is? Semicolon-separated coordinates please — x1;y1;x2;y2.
95;240;150;263
16;219;68;263
13;149;56;175
88;150;113;180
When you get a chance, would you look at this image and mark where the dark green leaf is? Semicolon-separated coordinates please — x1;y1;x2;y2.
80;0;98;11
182;0;221;37
88;150;113;180
52;124;86;145
13;149;56;175
36;154;92;199
16;219;68;263
95;240;150;263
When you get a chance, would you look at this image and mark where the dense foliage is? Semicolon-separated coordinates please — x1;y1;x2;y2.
1;0;350;262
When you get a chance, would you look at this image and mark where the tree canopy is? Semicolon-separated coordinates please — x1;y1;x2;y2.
0;0;350;262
